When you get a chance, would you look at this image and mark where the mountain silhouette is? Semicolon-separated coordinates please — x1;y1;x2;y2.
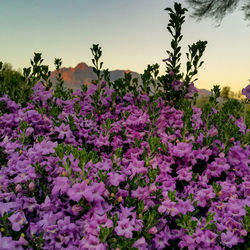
50;62;211;97
50;62;141;90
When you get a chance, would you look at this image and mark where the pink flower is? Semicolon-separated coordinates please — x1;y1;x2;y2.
148;226;158;234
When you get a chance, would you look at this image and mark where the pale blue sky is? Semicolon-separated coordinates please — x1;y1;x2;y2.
1;0;250;91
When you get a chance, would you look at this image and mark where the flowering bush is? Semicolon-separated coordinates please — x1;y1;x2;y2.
0;2;249;250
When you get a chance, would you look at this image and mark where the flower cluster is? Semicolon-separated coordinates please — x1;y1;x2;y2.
0;78;249;249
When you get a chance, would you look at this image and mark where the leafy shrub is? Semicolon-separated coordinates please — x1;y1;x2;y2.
0;2;249;249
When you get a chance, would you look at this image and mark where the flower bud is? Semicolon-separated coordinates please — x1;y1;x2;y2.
148;226;157;234
240;230;247;236
103;189;110;198
149;184;157;193
219;152;225;158
25;127;34;137
101;80;106;88
15;184;22;193
217;191;222;197
61;170;69;177
169;71;174;76
117;196;123;203
72;205;83;216
28;182;35;191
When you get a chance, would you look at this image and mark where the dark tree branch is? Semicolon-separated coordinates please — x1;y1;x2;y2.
186;0;250;24
242;1;250;20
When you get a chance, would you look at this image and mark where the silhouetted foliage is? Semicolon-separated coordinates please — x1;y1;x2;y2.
186;0;250;24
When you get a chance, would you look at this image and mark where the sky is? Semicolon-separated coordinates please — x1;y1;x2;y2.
1;0;250;92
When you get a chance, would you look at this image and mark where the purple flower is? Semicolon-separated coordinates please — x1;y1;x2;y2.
67;181;88;202
32;139;58;155
52;177;71;196
171;80;183;91
235;117;246;134
115;218;135;238
178;234;196;249
0;233;18;250
162;57;171;62
131;186;150;200
54;123;73;139
108;172;125;186
242;84;250;99
95;134;110;148
207;127;218;137
153;229;171;249
221;230;240;248
119;204;135;220
169;70;174;76
0;202;17;217
176;167;192;182
172;142;193;158
176;199;194;214
83;182;106;203
227;200;246;217
80;234;106;250
195;186;215;207
206;157;230;178
158;198;179;216
185;82;198;98
8;212;27;231
133;237;148;250
25;127;34;137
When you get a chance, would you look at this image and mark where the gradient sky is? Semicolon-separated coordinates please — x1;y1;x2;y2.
1;0;250;92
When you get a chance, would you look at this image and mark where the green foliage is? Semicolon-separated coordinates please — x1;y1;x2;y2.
0;62;27;105
221;86;230;99
140;64;160;96
184;40;207;84
91;44;104;84
176;212;198;235
53;58;73;100
159;2;207;106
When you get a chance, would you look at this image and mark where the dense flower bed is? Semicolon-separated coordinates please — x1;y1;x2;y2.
0;80;249;249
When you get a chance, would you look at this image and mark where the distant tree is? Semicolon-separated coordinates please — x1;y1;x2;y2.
185;0;250;24
196;94;209;108
0;62;27;101
221;86;231;99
